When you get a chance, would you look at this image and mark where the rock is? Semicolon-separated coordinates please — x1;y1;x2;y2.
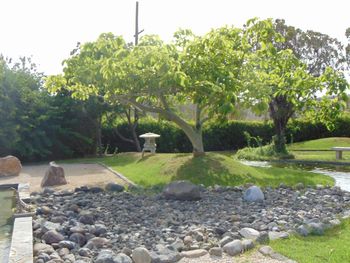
259;246;274;256
239;227;260;240
69;232;87;247
132;247;152;263
33;243;54;256
268;231;289;240
41;162;67;187
295;183;304;190
37;253;51;262
105;183;125;192
219;236;233;247
243;186;264;202
41;221;61;233
78;247;92;257
121;247;132;256
88;187;104;193
180;249;208;258
94;224;108;236
41;230;64;244
307;222;325;235
242;239;255;250
296;225;309;237
84;237;110;249
256;231;269;244
162;180;201;201
0;155;21;176
95;249;115;263
209;247;223;257
183;235;193;246
57;247;69;257
58;240;76;249
223;240;243;256
79;210;95;225
114;253;132;263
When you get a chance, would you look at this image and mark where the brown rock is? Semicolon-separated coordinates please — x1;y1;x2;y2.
0;155;22;176
41;162;67;187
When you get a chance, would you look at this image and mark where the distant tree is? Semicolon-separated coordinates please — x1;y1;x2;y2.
274;19;348;76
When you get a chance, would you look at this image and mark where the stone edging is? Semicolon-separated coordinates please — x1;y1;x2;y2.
270;159;350;166
97;162;137;187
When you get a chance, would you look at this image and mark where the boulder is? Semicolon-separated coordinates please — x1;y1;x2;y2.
223;240;243;256
0;155;21;176
162;180;201;201
105;183;125;192
239;228;260;240
41;230;64;244
243;186;264;202
41;162;67;187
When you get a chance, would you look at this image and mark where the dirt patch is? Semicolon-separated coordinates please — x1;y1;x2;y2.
0;163;127;192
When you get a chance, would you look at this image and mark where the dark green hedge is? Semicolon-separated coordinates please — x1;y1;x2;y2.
102;116;350;153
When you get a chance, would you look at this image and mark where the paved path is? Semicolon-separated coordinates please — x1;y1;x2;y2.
0;163;126;192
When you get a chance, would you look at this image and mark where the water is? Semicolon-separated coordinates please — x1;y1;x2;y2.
0;189;15;263
241;160;350;192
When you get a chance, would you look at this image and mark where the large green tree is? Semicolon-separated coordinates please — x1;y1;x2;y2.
242;35;348;153
46;20;278;156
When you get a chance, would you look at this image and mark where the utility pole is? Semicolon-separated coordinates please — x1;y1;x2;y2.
134;1;144;45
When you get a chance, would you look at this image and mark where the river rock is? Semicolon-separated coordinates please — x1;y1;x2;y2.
223;240;243;256
114;253;132;263
162;180;201;201
41;230;64;244
243;186;264;202
69;233;87;247
239;227;260;240
84;237;110;249
0;155;21;176
33;243;55;256
132;247;152;263
41;162;67;187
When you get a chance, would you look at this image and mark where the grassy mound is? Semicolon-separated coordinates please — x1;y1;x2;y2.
271;219;350;263
78;152;333;188
289;137;350;151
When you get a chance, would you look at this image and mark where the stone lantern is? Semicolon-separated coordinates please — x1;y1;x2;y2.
139;132;160;157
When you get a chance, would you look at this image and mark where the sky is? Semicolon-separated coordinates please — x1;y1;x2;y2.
0;0;349;75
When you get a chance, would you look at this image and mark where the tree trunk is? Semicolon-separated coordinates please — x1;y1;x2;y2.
96;115;103;156
129;123;141;152
269;95;294;153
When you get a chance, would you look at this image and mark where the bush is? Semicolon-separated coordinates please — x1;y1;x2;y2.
102;116;350;154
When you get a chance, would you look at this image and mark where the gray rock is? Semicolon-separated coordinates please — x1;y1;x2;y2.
94;224;108;236
41;162;67;187
84;237;110;249
223;240;243;256
219;236;233;247
95;249;115;263
132;247;152;263
295;183;304;190
296;225;309;236
307;222;325;235
268;231;289;240
41;230;64;244
58;240;76;249
209;247;223;257
162;181;201;201
105;183;125;192
243;186;264;202
113;253;132;263
180;249;208;258
242;239;255;250
239;227;260;240
79;211;95;225
33;243;55;256
69;233;87;247
259;245;273;256
41;221;61;233
78;248;92;257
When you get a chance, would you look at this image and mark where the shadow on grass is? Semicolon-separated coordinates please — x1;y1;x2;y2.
172;154;242;187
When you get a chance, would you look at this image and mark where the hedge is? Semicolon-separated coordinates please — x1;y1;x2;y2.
101;116;350;153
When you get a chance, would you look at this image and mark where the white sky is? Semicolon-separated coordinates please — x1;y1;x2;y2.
0;0;349;75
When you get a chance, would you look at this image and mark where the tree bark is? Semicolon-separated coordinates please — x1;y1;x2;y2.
126;98;206;157
269;95;294;153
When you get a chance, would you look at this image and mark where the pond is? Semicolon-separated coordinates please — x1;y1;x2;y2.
241;160;350;192
0;189;16;263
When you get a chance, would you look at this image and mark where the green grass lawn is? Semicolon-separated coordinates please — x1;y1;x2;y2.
288;137;350;162
67;152;334;188
271;219;350;263
289;137;350;151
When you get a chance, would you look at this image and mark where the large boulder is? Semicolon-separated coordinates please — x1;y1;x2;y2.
41;162;67;187
243;186;265;202
162;180;201;201
0;155;22;177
